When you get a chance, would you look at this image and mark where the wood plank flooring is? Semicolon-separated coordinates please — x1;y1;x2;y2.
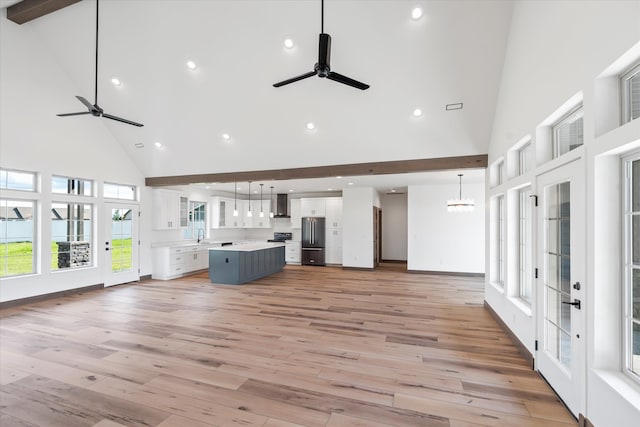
0;264;576;426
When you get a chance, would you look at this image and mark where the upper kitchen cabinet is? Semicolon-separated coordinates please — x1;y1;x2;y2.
248;199;271;228
325;197;343;228
301;198;326;217
290;198;301;228
211;197;270;228
152;189;188;230
211;197;232;228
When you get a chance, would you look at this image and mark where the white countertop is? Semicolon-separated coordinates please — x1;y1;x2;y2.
209;242;285;252
151;240;232;249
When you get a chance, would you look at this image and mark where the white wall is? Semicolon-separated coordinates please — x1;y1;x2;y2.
342;187;374;269
407;182;485;273
380;193;407;261
485;1;640;424
0;17;150;302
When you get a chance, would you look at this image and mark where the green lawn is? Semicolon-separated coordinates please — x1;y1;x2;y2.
1;239;133;277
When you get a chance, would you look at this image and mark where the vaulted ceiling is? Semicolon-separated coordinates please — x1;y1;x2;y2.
3;0;513;192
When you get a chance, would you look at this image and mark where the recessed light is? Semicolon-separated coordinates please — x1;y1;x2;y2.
284;37;295;49
306;122;315;130
154;142;163;148
348;182;354;185
412;108;423;117
391;189;396;193
328;188;333;191
186;60;197;70
111;78;121;86
336;176;342;179
411;7;423;20
222;133;231;141
289;189;294;192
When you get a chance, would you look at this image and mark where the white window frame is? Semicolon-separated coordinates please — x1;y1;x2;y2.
0;168;37;192
552;105;584;158
183;200;207;240
51;201;94;271
518;187;532;304
0;198;37;278
519;143;532;176
104;182;137;201
52;175;93;197
623;151;640;383
620;62;640;125
493;194;505;288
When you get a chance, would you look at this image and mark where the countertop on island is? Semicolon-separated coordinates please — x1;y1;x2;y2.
208;242;285;252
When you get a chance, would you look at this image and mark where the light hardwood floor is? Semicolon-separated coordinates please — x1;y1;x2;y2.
0;264;576;427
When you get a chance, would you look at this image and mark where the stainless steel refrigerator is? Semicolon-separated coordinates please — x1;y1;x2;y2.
301;217;325;266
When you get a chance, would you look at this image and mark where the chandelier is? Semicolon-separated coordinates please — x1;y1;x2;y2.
447;174;475;213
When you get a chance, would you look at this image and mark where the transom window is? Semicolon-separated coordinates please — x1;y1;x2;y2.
553;105;583;158
0;168;36;192
52;175;93;196
519;143;533;176
104;182;136;200
0;199;36;277
624;153;640;381
621;63;640;124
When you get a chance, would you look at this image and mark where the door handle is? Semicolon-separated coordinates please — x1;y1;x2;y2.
562;299;581;310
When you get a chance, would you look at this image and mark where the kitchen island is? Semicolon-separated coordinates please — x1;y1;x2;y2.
208;242;285;285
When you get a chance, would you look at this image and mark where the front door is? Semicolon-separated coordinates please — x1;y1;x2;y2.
535;160;585;417
104;203;139;287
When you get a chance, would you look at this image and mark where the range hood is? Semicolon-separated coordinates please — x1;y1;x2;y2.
274;193;290;218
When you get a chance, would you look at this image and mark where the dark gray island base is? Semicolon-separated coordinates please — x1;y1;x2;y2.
208;243;286;285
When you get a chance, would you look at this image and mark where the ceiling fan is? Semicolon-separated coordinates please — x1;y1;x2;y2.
273;0;370;90
57;0;143;127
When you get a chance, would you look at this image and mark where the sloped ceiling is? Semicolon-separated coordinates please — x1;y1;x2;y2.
4;0;513;192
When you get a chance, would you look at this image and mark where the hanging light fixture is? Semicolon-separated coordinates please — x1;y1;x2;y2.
247;181;252;217
447;174;475;212
259;184;265;218
269;186;274;218
233;181;239;217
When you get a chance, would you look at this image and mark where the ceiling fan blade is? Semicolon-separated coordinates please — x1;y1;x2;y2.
318;33;331;68
102;113;144;127
327;72;370;90
57;112;91;117
273;71;317;87
76;96;94;110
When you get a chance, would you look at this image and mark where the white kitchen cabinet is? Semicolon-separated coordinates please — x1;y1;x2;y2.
152;244;216;280
325;197;343;228
290;198;301;228
301;198;326;217
285;241;301;264
250;199;271;228
152;189;188;230
326;227;343;264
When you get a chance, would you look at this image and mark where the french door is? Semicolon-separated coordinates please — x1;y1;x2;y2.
535;160;585;417
103;203;139;287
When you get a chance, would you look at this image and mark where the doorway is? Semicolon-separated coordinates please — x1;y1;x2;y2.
103;203;139;287
535;160;585;417
373;206;382;268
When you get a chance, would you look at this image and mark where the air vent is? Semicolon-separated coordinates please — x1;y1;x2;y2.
446;102;463;111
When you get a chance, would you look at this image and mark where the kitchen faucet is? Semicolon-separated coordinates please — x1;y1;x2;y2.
197;228;204;243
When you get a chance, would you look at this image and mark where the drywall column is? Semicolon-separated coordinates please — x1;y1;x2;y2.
342;187;374;269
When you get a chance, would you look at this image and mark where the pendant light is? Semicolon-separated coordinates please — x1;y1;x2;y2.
269;186;274;218
247;181;252;217
233;181;239;217
259;184;265;218
447;174;475;213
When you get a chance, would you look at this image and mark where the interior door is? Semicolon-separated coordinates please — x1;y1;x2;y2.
535;160;585;417
104;203;139;287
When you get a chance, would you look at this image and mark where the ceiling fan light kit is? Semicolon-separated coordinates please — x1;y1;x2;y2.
56;0;143;127
273;0;369;91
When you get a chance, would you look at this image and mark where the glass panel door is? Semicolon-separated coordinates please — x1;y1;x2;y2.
536;160;585;417
104;203;138;286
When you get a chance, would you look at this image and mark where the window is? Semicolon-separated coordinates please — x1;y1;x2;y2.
621;63;640;124
494;195;505;287
52;175;93;196
51;203;92;270
0;168;36;192
553;105;583;157
104;182;136;200
624;154;640;380
519;143;533;175
497;161;505;185
183;201;206;240
519;187;532;303
0;199;35;277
